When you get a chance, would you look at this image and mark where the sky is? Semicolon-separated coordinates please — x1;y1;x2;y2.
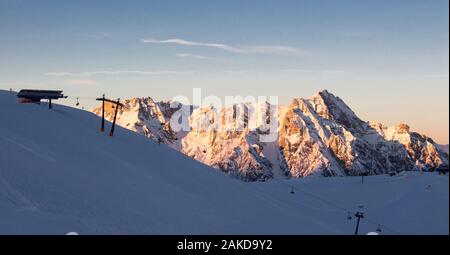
0;0;448;143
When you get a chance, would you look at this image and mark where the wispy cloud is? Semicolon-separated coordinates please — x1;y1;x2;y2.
141;38;305;56
142;38;245;53
175;53;210;59
46;70;194;77
63;79;98;86
281;69;348;74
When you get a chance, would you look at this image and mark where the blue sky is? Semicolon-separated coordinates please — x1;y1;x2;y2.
0;0;448;143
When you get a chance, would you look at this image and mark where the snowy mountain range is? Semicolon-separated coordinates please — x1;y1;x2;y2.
92;90;449;181
93;90;448;181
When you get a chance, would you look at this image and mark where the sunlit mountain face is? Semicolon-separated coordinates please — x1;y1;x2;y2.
93;90;449;181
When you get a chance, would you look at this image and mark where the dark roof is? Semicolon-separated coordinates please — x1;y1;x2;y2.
17;89;65;100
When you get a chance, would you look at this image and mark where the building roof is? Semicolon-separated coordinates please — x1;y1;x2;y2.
17;89;65;100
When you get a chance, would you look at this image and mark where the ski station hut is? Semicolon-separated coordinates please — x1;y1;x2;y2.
17;89;66;109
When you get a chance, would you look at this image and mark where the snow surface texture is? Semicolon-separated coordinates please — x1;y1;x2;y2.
92;90;448;181
0;90;448;234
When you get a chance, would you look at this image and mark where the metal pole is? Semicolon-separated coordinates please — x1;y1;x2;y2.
354;216;361;235
101;94;105;132
49;98;52;109
354;211;364;235
109;98;120;137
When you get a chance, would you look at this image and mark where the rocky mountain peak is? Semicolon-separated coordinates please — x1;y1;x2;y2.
395;123;411;134
92;90;449;181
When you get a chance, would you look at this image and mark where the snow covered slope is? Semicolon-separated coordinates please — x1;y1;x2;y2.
0;90;448;234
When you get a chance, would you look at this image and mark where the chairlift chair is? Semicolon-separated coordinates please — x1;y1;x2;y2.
376;224;382;233
347;212;353;220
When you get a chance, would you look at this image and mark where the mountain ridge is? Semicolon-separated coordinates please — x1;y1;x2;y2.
92;90;448;181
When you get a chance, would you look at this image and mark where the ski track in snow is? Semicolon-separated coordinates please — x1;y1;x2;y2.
0;134;57;163
0;167;38;211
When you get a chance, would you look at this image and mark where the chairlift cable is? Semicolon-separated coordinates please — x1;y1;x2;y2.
363;217;403;235
280;181;403;234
